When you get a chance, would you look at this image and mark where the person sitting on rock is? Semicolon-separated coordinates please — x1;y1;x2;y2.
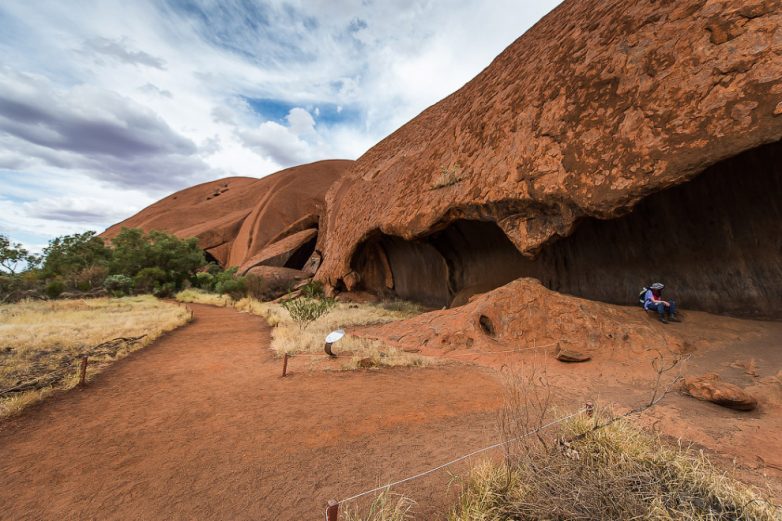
644;282;679;324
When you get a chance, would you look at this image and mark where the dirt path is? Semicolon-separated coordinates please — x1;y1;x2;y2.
0;304;507;520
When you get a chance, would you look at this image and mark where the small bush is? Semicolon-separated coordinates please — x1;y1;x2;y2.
281;296;335;330
300;280;324;299
72;265;109;292
213;268;246;299
133;267;167;294
103;274;134;297
194;271;215;291
153;282;177;298
45;279;65;299
205;262;221;275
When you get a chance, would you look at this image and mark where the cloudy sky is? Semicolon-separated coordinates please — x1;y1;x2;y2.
0;0;561;252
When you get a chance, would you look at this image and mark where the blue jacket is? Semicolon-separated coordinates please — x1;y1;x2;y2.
643;289;656;310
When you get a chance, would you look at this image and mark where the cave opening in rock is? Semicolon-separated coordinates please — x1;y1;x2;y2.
350;140;782;318
537;139;782;318
203;250;221;266
351;220;531;308
283;234;318;270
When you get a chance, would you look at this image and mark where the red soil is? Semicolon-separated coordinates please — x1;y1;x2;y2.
1;303;779;520
0;304;506;520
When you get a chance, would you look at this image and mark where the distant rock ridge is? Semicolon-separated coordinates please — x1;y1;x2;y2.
102;159;352;275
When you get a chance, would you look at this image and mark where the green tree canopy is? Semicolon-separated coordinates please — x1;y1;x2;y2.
41;231;111;280
109;228;205;288
0;235;38;275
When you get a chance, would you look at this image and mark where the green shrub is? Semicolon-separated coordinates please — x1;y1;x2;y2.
109;228;205;288
45;279;65;299
194;271;215;291
40;231;110;283
153;282;177;298
210;268;245;298
103;274;134;297
281;296;335;330
300;280;324;299
134;267;167;294
214;278;246;299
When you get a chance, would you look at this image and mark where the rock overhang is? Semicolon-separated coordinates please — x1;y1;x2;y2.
316;0;782;317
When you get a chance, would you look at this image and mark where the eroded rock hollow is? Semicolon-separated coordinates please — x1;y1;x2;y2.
351;140;782;318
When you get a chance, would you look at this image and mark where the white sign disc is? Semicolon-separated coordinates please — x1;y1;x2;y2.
325;329;345;343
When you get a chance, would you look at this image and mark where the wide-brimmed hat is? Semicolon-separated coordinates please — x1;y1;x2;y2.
650;282;664;290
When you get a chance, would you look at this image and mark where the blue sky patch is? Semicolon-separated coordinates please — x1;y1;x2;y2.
244;97;361;127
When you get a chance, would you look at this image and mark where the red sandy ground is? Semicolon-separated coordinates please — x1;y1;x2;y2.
0;304;505;520
1;304;780;520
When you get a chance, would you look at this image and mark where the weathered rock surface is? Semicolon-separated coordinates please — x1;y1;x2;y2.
683;373;758;411
317;0;782;317
238;229;318;275
355;278;687;357
102;160;352;270
556;349;591;363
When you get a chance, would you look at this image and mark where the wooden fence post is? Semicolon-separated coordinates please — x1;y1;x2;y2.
78;356;88;386
325;499;339;521
281;353;289;378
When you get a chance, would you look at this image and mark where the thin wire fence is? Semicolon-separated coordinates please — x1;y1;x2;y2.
327;406;588;517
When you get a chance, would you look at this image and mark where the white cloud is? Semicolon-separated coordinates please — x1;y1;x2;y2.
0;0;562;249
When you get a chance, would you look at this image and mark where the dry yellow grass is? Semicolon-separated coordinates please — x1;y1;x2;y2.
449;412;781;521
0;296;191;418
174;288;233;307
236;297;435;370
175;289;434;370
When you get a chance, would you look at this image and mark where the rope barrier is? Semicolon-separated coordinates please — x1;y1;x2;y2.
332;407;587;508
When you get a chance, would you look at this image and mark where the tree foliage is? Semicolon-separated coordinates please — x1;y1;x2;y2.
109;228;206;288
1;228;208;301
0;235;38;275
40;231;111;282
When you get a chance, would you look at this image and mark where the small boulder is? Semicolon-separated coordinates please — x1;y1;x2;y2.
343;271;361;291
556;348;591;363
682;373;757;411
356;357;376;369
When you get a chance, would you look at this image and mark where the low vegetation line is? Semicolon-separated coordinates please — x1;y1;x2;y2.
175;287;434;371
0;296;191;418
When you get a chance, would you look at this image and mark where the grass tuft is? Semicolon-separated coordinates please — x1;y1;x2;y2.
342;491;416;521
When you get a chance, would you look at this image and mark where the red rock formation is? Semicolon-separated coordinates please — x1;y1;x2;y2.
318;0;782;317
683;373;758;411
102;160;352;271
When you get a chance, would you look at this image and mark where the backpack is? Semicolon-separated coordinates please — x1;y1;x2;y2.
638;287;649;307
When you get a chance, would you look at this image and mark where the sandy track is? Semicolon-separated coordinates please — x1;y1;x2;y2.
0;304;506;520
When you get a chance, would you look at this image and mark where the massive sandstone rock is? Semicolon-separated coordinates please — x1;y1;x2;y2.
102;160;352;272
317;0;782;318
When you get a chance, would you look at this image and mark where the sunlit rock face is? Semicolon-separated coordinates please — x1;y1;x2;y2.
103;160;352;272
319;0;782;318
